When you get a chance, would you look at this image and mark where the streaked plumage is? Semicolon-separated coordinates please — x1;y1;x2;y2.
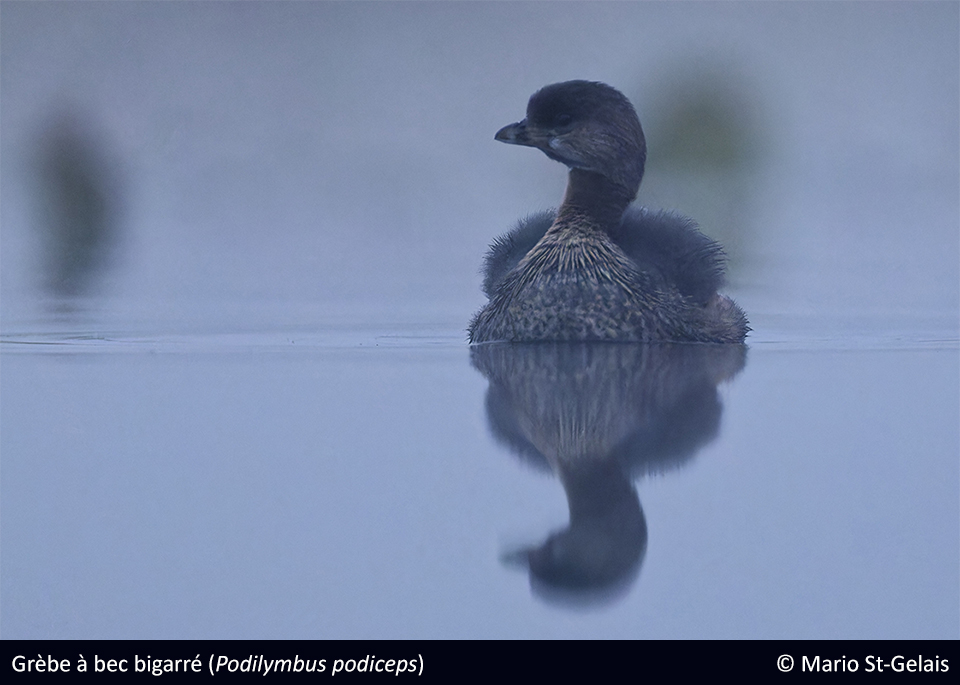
469;80;748;343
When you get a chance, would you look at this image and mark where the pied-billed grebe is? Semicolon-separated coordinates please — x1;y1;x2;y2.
469;80;749;343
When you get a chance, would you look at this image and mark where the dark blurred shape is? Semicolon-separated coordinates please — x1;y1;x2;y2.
473;342;746;608
500;457;646;608
32;109;122;298
637;62;766;272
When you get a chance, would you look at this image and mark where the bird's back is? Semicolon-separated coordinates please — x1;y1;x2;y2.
471;208;748;343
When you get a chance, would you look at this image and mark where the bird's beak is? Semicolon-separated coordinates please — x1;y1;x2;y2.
495;119;536;146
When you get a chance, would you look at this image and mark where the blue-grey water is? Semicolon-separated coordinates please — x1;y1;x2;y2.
2;2;957;639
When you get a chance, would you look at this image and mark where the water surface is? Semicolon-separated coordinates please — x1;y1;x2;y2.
2;1;957;639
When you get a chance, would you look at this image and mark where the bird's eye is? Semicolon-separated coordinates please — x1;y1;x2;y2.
555;113;572;128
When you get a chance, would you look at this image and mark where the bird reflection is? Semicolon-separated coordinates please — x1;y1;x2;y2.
471;342;746;608
32;110;122;302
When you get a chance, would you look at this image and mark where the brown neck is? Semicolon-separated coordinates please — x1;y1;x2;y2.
553;168;637;232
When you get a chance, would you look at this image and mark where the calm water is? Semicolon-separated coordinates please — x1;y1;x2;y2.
2;2;958;639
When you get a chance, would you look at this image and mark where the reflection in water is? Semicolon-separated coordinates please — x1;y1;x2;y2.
32;110;122;300
472;342;746;608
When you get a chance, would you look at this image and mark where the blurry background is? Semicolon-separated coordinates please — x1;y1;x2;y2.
2;1;956;332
